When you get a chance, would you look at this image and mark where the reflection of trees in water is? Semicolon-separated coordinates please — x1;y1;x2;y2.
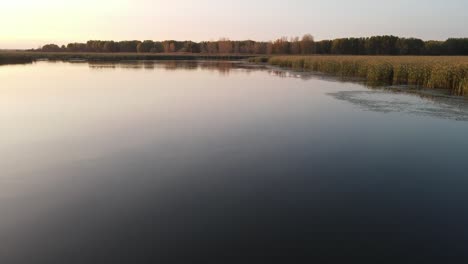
161;61;198;71
201;61;234;76
88;60;330;79
161;61;233;75
267;69;318;81
268;70;287;78
89;62;117;70
88;61;242;75
89;61;158;70
89;61;369;81
143;61;155;69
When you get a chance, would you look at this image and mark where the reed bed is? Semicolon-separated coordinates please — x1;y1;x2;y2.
252;56;468;96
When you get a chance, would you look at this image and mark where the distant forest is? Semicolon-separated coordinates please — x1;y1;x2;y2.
38;35;468;55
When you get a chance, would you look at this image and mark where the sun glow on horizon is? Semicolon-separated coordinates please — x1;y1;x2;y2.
1;0;467;49
1;0;133;48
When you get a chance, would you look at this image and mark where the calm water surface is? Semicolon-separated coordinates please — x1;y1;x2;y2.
1;61;468;263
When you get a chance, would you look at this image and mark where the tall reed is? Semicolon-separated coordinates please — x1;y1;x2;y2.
260;56;468;96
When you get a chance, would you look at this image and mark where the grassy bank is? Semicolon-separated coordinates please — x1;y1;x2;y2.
250;56;468;96
0;51;254;65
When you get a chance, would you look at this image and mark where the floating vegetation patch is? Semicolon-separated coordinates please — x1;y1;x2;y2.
329;90;468;121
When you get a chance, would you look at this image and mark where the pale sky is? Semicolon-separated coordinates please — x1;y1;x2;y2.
1;0;467;49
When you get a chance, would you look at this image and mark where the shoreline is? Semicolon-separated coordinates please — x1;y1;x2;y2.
249;55;468;96
0;51;255;65
2;52;467;100
249;61;468;101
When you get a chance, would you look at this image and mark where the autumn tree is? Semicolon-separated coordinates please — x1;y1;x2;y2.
240;41;256;54
36;36;468;56
272;37;290;54
218;38;233;54
290;37;301;54
137;40;155;53
266;42;273;54
163;41;177;53
300;34;315;54
206;42;218;54
253;42;268;54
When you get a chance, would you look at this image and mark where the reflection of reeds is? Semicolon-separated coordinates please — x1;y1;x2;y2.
254;56;468;96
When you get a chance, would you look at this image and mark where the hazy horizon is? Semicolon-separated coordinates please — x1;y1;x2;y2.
1;0;468;49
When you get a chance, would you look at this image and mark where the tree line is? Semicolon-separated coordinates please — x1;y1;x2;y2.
38;35;468;55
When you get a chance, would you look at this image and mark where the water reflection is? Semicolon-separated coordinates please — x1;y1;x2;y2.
103;60;468;121
88;60;348;81
89;60;243;75
1;60;468;263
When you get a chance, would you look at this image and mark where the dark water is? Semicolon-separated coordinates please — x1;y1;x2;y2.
1;61;468;263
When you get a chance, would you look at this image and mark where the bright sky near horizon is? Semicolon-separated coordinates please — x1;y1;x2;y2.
1;0;467;49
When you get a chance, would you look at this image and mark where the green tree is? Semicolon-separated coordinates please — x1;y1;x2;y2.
445;38;468;55
137;40;155;53
118;41;141;52
103;41;119;52
41;44;62;52
424;41;444;55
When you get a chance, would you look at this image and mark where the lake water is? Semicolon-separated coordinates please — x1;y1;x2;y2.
1;61;468;263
